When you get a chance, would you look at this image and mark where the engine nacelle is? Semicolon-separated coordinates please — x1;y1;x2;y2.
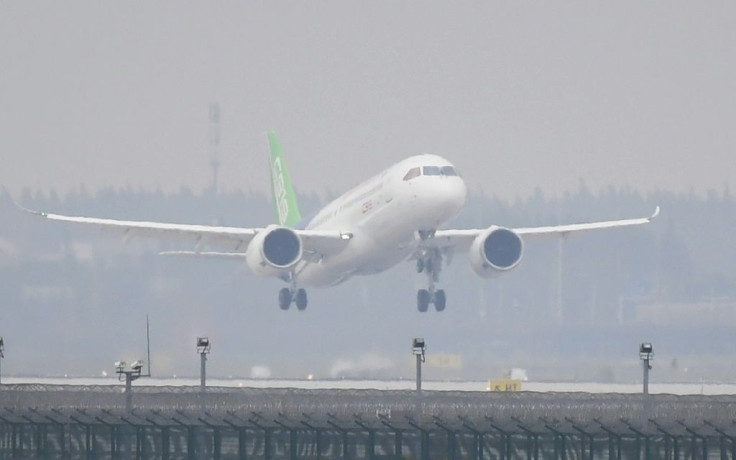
245;225;303;277
469;226;524;278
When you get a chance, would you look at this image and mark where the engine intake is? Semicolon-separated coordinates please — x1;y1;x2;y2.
263;227;301;267
469;226;524;278
246;225;302;276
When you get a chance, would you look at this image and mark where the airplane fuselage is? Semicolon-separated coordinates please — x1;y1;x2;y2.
298;154;468;286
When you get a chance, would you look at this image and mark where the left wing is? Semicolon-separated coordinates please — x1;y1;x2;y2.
514;206;660;237
422;206;660;252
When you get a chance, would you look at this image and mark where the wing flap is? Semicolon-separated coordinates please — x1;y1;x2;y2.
159;251;247;259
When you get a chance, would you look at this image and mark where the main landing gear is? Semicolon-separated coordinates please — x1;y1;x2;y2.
417;288;445;312
278;287;308;311
416;246;447;313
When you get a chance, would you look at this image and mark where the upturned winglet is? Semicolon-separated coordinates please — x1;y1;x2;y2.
13;200;48;218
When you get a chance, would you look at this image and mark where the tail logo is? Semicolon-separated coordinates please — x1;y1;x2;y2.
272;157;289;225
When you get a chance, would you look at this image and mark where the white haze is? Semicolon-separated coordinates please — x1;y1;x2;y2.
1;2;735;200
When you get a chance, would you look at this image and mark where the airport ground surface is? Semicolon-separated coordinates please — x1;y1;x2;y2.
3;377;736;395
2;383;736;458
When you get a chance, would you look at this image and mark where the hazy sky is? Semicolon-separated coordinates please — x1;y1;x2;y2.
2;2;734;201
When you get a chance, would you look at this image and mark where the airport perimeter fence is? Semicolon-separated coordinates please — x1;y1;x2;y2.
1;385;736;459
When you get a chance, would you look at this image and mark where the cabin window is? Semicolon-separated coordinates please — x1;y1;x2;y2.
423;166;441;176
403;167;421;181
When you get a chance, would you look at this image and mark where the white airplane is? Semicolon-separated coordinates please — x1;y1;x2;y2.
23;132;659;312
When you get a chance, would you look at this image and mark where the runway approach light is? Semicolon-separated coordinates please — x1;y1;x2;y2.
639;342;654;368
412;338;425;360
197;336;211;393
115;360;144;380
197;337;211;354
0;336;4;384
412;337;426;393
115;359;144;412
639;342;654;396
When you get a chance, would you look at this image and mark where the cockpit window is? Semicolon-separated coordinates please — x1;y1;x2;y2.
406;165;460;180
440;166;457;176
403;167;421;181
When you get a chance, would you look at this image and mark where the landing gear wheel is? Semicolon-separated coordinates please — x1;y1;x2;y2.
416;259;425;273
417;289;430;312
433;289;446;312
278;288;292;310
295;288;308;311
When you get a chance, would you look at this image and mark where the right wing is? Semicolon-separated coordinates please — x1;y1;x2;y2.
19;206;351;257
21;206;259;252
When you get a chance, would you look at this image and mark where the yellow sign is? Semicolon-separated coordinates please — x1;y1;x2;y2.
489;379;522;392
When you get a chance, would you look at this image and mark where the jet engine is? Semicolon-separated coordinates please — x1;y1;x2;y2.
245;225;303;276
469;226;524;278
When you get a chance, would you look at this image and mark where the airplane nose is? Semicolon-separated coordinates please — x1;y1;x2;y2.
411;177;467;226
449;177;468;208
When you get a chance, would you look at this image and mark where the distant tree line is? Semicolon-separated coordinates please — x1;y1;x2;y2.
0;185;734;379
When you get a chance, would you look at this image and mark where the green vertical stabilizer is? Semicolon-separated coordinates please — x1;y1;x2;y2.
267;131;302;227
